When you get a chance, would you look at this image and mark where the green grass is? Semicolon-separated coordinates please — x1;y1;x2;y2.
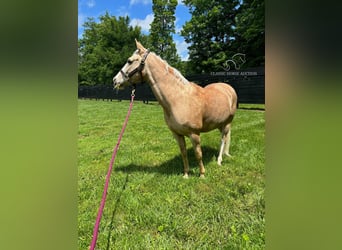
78;99;265;249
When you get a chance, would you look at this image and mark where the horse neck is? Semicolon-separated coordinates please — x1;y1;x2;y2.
144;53;190;111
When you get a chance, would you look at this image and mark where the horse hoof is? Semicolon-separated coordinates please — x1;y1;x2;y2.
199;174;205;179
183;173;189;179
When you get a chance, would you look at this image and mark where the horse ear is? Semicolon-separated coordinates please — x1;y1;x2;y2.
135;39;146;53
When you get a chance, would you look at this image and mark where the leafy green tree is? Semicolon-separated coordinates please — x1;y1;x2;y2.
234;0;264;67
181;0;240;73
78;13;144;85
149;0;181;66
181;0;264;73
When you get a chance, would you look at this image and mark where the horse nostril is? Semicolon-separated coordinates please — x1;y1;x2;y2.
113;78;120;89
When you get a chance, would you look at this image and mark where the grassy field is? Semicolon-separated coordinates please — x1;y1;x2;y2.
78;99;265;249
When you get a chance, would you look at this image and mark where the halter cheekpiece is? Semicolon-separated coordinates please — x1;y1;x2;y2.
120;49;150;85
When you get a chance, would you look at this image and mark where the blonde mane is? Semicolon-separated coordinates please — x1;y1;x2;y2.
151;52;189;85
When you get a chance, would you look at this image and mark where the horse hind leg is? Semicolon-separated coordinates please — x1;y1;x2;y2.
224;128;232;157
217;138;225;166
217;124;232;166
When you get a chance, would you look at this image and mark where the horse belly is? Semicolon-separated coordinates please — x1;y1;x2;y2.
201;115;230;132
164;107;203;135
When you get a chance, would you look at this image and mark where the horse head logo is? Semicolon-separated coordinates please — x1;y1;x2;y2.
222;53;246;71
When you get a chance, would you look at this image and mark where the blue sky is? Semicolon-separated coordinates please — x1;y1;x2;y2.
78;0;191;60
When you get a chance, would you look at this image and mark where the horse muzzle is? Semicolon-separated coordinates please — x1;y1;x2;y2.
113;77;122;89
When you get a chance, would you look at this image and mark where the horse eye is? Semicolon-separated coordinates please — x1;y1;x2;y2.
127;59;133;64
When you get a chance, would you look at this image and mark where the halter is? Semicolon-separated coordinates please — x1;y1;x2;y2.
120;49;150;85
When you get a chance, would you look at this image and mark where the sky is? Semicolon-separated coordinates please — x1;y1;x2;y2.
78;0;191;60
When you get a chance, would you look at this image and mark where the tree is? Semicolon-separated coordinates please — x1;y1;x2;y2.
78;13;145;85
181;0;264;73
181;0;240;73
234;0;264;67
149;0;181;66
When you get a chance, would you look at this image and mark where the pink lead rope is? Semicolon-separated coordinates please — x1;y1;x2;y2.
89;90;135;250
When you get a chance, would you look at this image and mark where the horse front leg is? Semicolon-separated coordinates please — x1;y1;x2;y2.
190;133;205;178
172;132;190;178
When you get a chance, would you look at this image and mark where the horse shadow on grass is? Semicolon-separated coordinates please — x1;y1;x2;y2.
114;146;219;176
106;146;218;249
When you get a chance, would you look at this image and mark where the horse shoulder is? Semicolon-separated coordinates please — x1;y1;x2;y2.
164;83;205;133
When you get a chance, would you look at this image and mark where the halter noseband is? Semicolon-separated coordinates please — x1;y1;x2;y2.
120;49;150;84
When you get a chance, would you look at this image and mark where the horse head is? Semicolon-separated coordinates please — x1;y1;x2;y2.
113;39;150;89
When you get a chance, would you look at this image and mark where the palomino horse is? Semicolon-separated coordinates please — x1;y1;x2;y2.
113;40;237;178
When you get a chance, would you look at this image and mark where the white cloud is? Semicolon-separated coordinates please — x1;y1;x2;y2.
78;13;86;28
130;14;154;33
175;17;183;34
129;0;182;5
175;39;189;61
86;0;96;8
129;0;151;6
78;14;86;38
116;6;130;17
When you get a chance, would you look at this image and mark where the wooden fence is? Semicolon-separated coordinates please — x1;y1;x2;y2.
78;67;264;104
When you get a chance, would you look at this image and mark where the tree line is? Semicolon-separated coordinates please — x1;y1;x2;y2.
78;0;264;86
